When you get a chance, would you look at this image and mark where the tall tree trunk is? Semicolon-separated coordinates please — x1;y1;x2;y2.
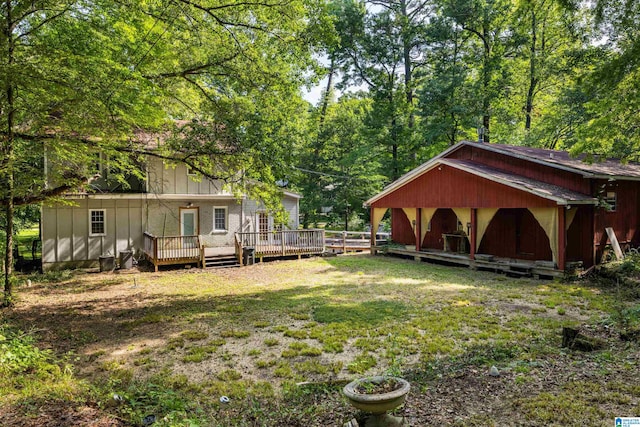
448;31;461;146
302;58;335;230
525;9;537;131
317;57;335;139
482;26;491;143
400;0;416;163
400;0;413;109
3;0;15;307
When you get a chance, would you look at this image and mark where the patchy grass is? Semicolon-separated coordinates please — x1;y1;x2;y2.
3;254;640;426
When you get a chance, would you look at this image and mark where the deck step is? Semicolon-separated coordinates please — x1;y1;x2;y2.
204;255;240;269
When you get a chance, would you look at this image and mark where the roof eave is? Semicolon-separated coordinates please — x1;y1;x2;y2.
364;141;469;206
439;159;597;206
475;143;597;178
591;174;640;182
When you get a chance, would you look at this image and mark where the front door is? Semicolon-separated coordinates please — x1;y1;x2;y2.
180;207;199;247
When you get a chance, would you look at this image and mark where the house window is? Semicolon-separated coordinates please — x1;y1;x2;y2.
605;192;617;212
213;207;227;232
89;209;106;236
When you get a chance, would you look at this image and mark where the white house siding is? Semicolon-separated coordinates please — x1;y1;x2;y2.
282;196;300;229
146;158;232;195
42;154;302;270
199;201;243;246
42;197;145;270
242;194;300;231
145;200;183;236
144;198;241;247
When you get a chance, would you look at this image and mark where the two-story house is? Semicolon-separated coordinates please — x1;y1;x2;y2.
365;141;640;277
40;155;320;271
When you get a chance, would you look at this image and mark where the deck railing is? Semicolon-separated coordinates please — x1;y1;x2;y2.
143;232;201;271
235;229;325;259
325;230;390;253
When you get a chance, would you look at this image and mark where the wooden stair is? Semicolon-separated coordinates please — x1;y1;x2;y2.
203;254;240;269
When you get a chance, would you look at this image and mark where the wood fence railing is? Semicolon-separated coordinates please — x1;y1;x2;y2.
143;232;201;271
324;230;390;253
235;229;325;261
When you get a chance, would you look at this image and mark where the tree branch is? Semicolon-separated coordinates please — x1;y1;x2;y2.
143;53;240;79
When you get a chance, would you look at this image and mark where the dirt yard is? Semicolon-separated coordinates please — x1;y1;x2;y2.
2;254;639;426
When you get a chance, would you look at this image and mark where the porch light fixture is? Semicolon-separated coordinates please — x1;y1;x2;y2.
187;202;193;207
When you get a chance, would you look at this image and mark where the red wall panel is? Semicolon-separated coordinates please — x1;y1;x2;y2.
372;165;558;209
421;209;460;250
391;209;415;245
566;205;594;268
478;208;552;261
593;180;640;261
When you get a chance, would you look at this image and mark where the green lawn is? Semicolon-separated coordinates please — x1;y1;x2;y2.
1;254;639;426
14;226;40;260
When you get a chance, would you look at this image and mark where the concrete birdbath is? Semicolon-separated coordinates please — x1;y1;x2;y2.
343;376;410;427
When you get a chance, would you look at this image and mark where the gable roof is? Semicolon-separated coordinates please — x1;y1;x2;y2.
364;140;632;206
479;143;640;179
441;159;596;205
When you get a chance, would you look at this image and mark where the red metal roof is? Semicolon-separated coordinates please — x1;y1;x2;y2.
441;159;596;204
477;142;640;179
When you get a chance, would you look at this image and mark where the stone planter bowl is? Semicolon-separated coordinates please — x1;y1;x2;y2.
343;376;410;415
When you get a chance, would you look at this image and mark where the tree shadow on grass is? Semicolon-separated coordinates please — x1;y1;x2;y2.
5;254;558;358
6;277;410;357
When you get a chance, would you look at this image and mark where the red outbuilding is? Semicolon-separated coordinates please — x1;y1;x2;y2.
365;141;640;277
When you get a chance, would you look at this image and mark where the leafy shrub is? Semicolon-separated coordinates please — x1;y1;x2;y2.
0;328;52;374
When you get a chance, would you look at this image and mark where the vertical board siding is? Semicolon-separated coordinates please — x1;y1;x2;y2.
391;209;414;245
130;200;144;251
101;199;116;257
593;179;640;261
56;208;72;261
477;209;552;261
369;143;640;268
43;158;301;268
41;207;57;263
422;209;459;250
372;165;558;209
282;196;301;229
116;200;130;254
72;206;88;261
566;205;594;268
43;199;146;266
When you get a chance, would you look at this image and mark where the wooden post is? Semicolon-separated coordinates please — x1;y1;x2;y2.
342;231;347;254
558;206;566;271
153;236;158;268
370;207;376;249
282;231;286;256
415;208;421;251
470;208;477;260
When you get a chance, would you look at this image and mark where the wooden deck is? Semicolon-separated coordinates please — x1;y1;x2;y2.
143;232;201;271
143;230;327;270
235;229;325;264
378;246;566;278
